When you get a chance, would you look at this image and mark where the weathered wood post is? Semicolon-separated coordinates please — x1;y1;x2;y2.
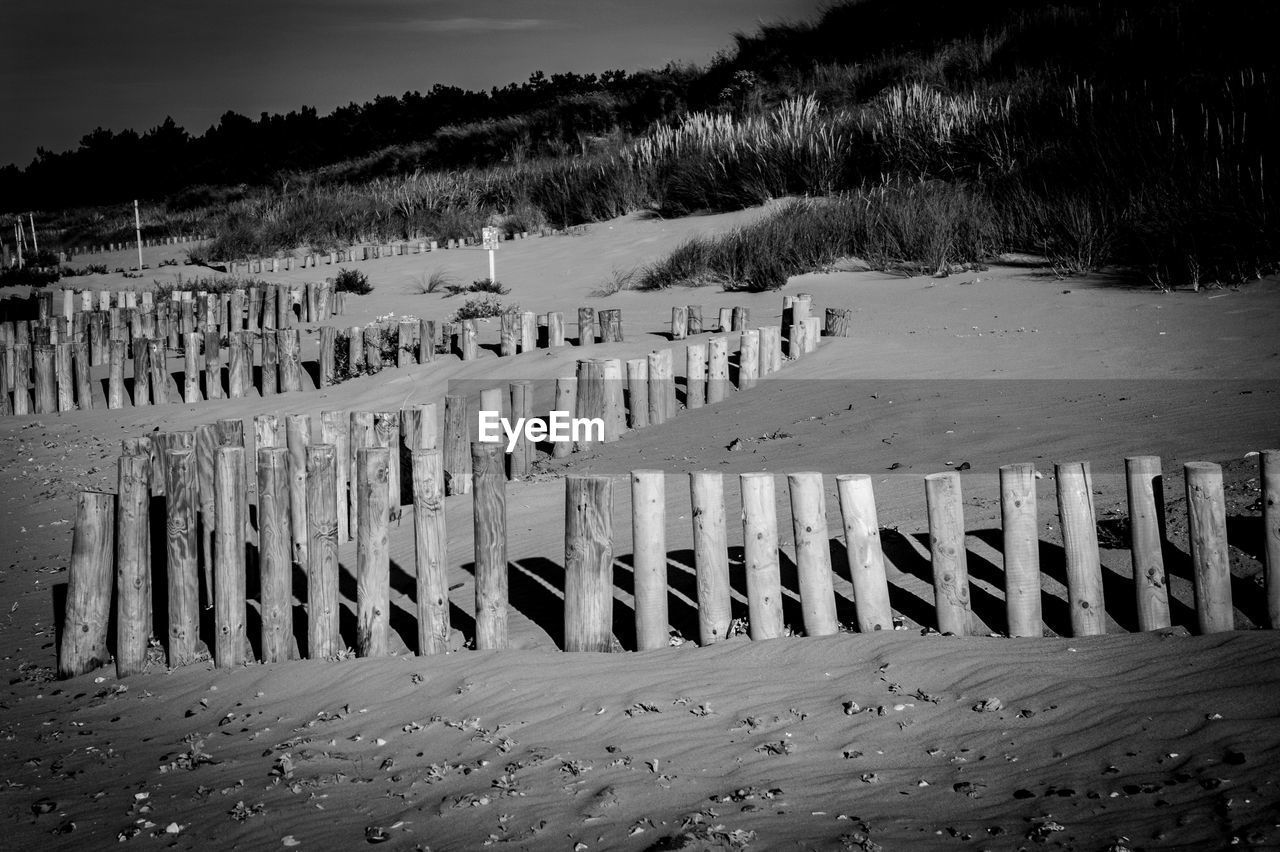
58;492;115;678
626;358;649;429
319;326;336;387
472;442;509;650
12;344;30;414
648;349;675;424
924;472;972;636
33;343;56;413
347;325;362;372
787;321;810;358
599;309;623;342
631;470;668;650
278;329;303;392
204;330;222;399
574;359;606;451
194;424;217;603
320;411;350;542
443;395;471;496
1055;461;1105;636
54;343;75;411
731;306;749;332
1263;450;1280;629
690;471;731;645
834;474;893;632
419;319;436;362
671;306;688;340
1185;462;1234;634
116;452;151;678
717;306;733;333
737;330;759;391
397;320;415;368
508;382;534;478
707;337;729;404
374;411;402;521
687;305;703;335
788;472;839;636
825;308;852;337
228;332;248;398
163;448;202;667
1125;455;1171;631
459;320;478;361
73;340;92;409
602;358;626;441
1000;463;1043;637
552;377;577;459
106;338;124;409
565;475;615;652
286;415;311;565
257;447;293;663
148;337;169;404
519;311;536;352
578;307;596;346
685;343;707;409
740;472;784;640
499;310;518;357
214;446;248;667
356;446;391;657
547;312;565;347
183;333;200;402
306;444;341;658
412;449;451;655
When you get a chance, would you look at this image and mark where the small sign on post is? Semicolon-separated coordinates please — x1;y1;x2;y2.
482;226;501;285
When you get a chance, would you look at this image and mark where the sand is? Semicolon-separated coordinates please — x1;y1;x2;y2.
1;207;1278;849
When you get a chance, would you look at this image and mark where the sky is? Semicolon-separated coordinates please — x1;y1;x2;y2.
0;0;822;169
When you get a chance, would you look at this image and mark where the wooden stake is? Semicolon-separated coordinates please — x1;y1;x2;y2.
320;411;350;542
519;312;536;352
547;312;565;347
194;424;217;605
599;309;623;342
1055;461;1106;636
924;472;972;636
12;343;30;414
717;307;733;333
564;475;615;652
214;446;248;667
58;492;114;678
33;343;55;413
574;359;606;451
472;442;508;650
690;471;731;645
459;320;477;361
278;330;303;392
419;319;436;362
602;358;625;441
257;447;292;662
412;449;450;655
578;307;595;346
1000;463;1043;637
183;333;200;402
731;306;749;332
204;330;222;399
1262;450;1280;629
163;448;202;667
374;411;402;521
671;306;688;340
73;340;91;409
626;358;649;429
306;444;341;658
707;337;729;404
685;343;706;409
631;470;668;650
286;415;311;565
834;474;893;632
552;378;576;459
825;308;852;337
1125;455;1171;631
115;455;153;676
687;305;703;335
788;472;839;636
397;320;415;368
647;349;674;424
740;472;784;640
1184;462;1234;633
508;382;534;478
356;446;391;656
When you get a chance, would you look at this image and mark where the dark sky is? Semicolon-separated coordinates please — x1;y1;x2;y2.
0;0;821;169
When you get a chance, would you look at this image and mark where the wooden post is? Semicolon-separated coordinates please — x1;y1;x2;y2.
115;455;151;677
793;294;812;323
347;325;362;372
183;333;200;402
194;424;217;605
278;329;303;392
787;322;809;358
648;349;675;424
671;306;687;340
257;448;292;663
419;319;436;362
761;326;782;374
804;317;820;353
717;306;733;333
214;446;248;667
254;413;280;458
216;417;250;543
397;320;415;368
1185;462;1234;634
834;474;893;632
519;312;537;352
552;377;577;459
260;329;278;396
626;358;649;429
228;332;248;398
508;382;534;478
738;330;759;391
1263;450;1280;629
286;415;311;565
924;472;972;636
12;344;30;414
574;360;605;451
599;309;623;342
707;337;729;404
685;343;706;409
687;305;703;335
690;471;731;645
731;306;749;332
788;472;839;636
602;358;625;441
320;412;351;542
740;472;784;640
374;411;402;521
148;337;168;404
163;448;202;667
204;330;222;399
306;444;341;658
631;470;668;650
33;343;56;413
73;340;91;409
564;475;614;652
1000;463;1043;637
578;307;595;346
412;449;451;655
547;312;565;348
825;308;852;337
58;492;115;678
319;326;336;386
500;310;519;356
1055;461;1105;636
1125;456;1171;631
356;446;391;657
348;411;374;536
472;442;508;650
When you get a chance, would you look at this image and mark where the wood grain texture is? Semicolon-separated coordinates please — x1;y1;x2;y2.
59;492;114;678
412;449;451;655
690;471;731;646
564;475;615;652
257;447;293;662
356;447;391;657
1000;463;1044;637
740;472;784;640
788;472;838;637
472;442;509;650
116;454;151;676
214;447;248;667
1125;456;1172;631
835;474;894;633
164;448;203;667
925;472;973;636
1184;462;1234;634
306;444;341;658
1055;462;1106;637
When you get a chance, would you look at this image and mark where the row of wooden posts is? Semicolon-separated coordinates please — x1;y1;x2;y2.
58;447;1280;678
222;231;535;276
64;234;209;257
30;281;341;329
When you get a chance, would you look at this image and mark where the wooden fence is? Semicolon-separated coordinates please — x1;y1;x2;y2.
57;445;1280;678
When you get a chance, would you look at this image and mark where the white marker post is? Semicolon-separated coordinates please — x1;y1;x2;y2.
28;213;38;254
134;199;143;271
482;226;500;285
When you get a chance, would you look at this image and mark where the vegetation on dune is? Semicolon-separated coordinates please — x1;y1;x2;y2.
6;0;1279;290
